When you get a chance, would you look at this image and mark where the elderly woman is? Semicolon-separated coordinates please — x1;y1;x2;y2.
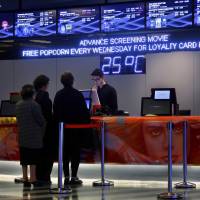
16;84;46;186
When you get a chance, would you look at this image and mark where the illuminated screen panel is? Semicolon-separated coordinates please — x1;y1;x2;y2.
146;0;192;29
194;0;200;25
100;54;146;75
101;2;145;33
58;7;100;35
0;13;14;38
15;10;56;37
154;90;170;99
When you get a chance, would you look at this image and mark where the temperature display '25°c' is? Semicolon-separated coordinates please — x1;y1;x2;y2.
100;54;146;75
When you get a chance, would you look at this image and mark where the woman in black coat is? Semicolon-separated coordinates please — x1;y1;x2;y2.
33;75;53;185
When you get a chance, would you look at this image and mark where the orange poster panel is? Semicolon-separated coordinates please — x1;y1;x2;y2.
1;116;200;165
104;118;184;164
0;126;19;160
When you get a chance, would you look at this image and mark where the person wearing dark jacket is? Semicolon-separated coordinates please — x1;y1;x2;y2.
91;68;118;115
33;75;53;185
53;72;90;186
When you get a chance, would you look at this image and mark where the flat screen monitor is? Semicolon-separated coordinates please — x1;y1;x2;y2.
141;97;172;116
80;89;92;99
85;98;92;110
101;2;145;33
0;100;16;116
194;0;200;25
58;7;100;35
0;13;14;38
146;0;192;29
154;90;170;100
15;10;56;37
80;89;92;111
151;88;177;104
10;92;21;104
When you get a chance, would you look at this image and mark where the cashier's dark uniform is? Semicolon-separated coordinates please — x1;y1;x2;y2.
97;83;118;115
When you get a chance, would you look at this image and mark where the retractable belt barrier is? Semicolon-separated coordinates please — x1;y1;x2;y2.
51;121;114;194
158;121;183;199
175;121;196;189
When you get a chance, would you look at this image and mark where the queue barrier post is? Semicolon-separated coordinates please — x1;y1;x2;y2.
53;122;113;187
93;121;114;187
157;121;182;199
50;122;72;194
174;121;196;189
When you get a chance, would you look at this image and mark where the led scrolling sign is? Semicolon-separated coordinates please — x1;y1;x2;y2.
22;30;200;74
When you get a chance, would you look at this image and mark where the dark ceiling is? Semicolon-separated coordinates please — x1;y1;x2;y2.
0;0;140;11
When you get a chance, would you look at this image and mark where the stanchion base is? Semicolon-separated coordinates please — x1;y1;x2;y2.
174;182;196;189
50;187;72;194
157;192;183;199
93;180;114;187
14;177;25;183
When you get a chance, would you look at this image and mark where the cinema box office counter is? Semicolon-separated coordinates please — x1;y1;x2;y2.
1;114;200;165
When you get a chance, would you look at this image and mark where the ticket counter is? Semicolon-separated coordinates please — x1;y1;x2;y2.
1;116;200;165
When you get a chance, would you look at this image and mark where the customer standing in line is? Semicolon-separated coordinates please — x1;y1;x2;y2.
16;84;46;186
53;72;90;187
33;75;53;185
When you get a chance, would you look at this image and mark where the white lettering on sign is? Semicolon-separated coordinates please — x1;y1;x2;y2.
22;50;39;57
147;35;169;43
178;42;198;50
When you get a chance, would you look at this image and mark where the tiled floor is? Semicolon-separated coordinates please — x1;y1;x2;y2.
1;161;200;199
0;178;200;200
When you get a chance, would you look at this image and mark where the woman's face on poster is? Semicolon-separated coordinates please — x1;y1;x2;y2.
142;121;184;163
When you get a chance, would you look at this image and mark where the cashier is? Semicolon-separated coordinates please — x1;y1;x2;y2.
91;68;118;115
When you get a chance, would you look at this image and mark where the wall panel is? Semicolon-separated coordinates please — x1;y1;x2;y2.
0;60;14;101
146;52;194;113
0;52;199;115
13;58;57;100
56;56;100;91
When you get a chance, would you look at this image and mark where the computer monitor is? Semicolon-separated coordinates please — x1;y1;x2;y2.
10;92;21;104
151;88;177;104
141;97;172;116
80;89;101;113
80;89;92;111
80;89;92;99
85;98;92;110
154;90;170;100
0;100;16;116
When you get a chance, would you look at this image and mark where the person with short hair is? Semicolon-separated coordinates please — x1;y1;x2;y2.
33;75;53;185
53;72;90;186
16;84;46;187
91;68;118;115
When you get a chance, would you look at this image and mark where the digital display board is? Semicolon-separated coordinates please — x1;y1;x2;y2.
58;7;100;35
146;0;192;29
0;13;13;38
15;10;56;37
194;0;200;25
101;2;145;33
100;54;146;75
